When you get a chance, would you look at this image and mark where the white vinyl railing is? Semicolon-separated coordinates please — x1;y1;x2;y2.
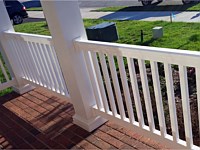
3;31;69;98
0;52;16;91
2;29;200;149
75;39;200;149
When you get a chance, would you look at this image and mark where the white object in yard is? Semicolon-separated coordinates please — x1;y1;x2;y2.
153;26;163;39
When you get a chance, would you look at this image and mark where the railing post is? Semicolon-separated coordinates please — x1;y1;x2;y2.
0;0;34;94
41;0;107;131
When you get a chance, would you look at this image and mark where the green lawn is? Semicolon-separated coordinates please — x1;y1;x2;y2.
11;20;200;140
95;3;200;12
0;87;12;96
15;21;50;35
0;55;12;96
2;19;200;95
26;7;43;11
15;19;200;51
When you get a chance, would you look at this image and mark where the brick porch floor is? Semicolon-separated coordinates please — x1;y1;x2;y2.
0;88;168;149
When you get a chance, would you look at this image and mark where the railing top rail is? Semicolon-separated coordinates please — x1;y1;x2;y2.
75;39;200;67
4;31;52;39
3;31;52;44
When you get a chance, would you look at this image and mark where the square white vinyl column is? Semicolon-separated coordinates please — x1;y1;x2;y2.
0;0;34;94
41;0;107;132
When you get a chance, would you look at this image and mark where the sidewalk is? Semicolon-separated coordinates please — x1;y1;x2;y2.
27;8;200;23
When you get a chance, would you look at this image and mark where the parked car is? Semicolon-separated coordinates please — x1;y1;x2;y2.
139;0;194;6
4;0;28;25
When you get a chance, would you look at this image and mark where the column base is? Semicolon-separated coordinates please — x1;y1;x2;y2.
73;114;107;132
12;84;35;95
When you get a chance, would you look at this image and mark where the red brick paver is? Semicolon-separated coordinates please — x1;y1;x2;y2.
0;88;168;149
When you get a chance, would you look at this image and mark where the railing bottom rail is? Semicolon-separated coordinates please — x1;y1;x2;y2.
92;105;195;149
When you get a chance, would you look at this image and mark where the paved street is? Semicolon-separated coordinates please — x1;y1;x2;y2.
19;0;185;8
26;8;200;23
21;0;200;23
78;0;185;7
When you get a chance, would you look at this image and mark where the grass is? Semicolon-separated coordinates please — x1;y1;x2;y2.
2;19;199;96
0;67;12;96
0;88;12;97
14;21;50;35
14;19;200;51
26;7;43;11
95;2;200;12
0;54;13;96
11;20;200;143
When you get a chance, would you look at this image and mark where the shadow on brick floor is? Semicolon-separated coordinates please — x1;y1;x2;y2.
0;88;168;149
